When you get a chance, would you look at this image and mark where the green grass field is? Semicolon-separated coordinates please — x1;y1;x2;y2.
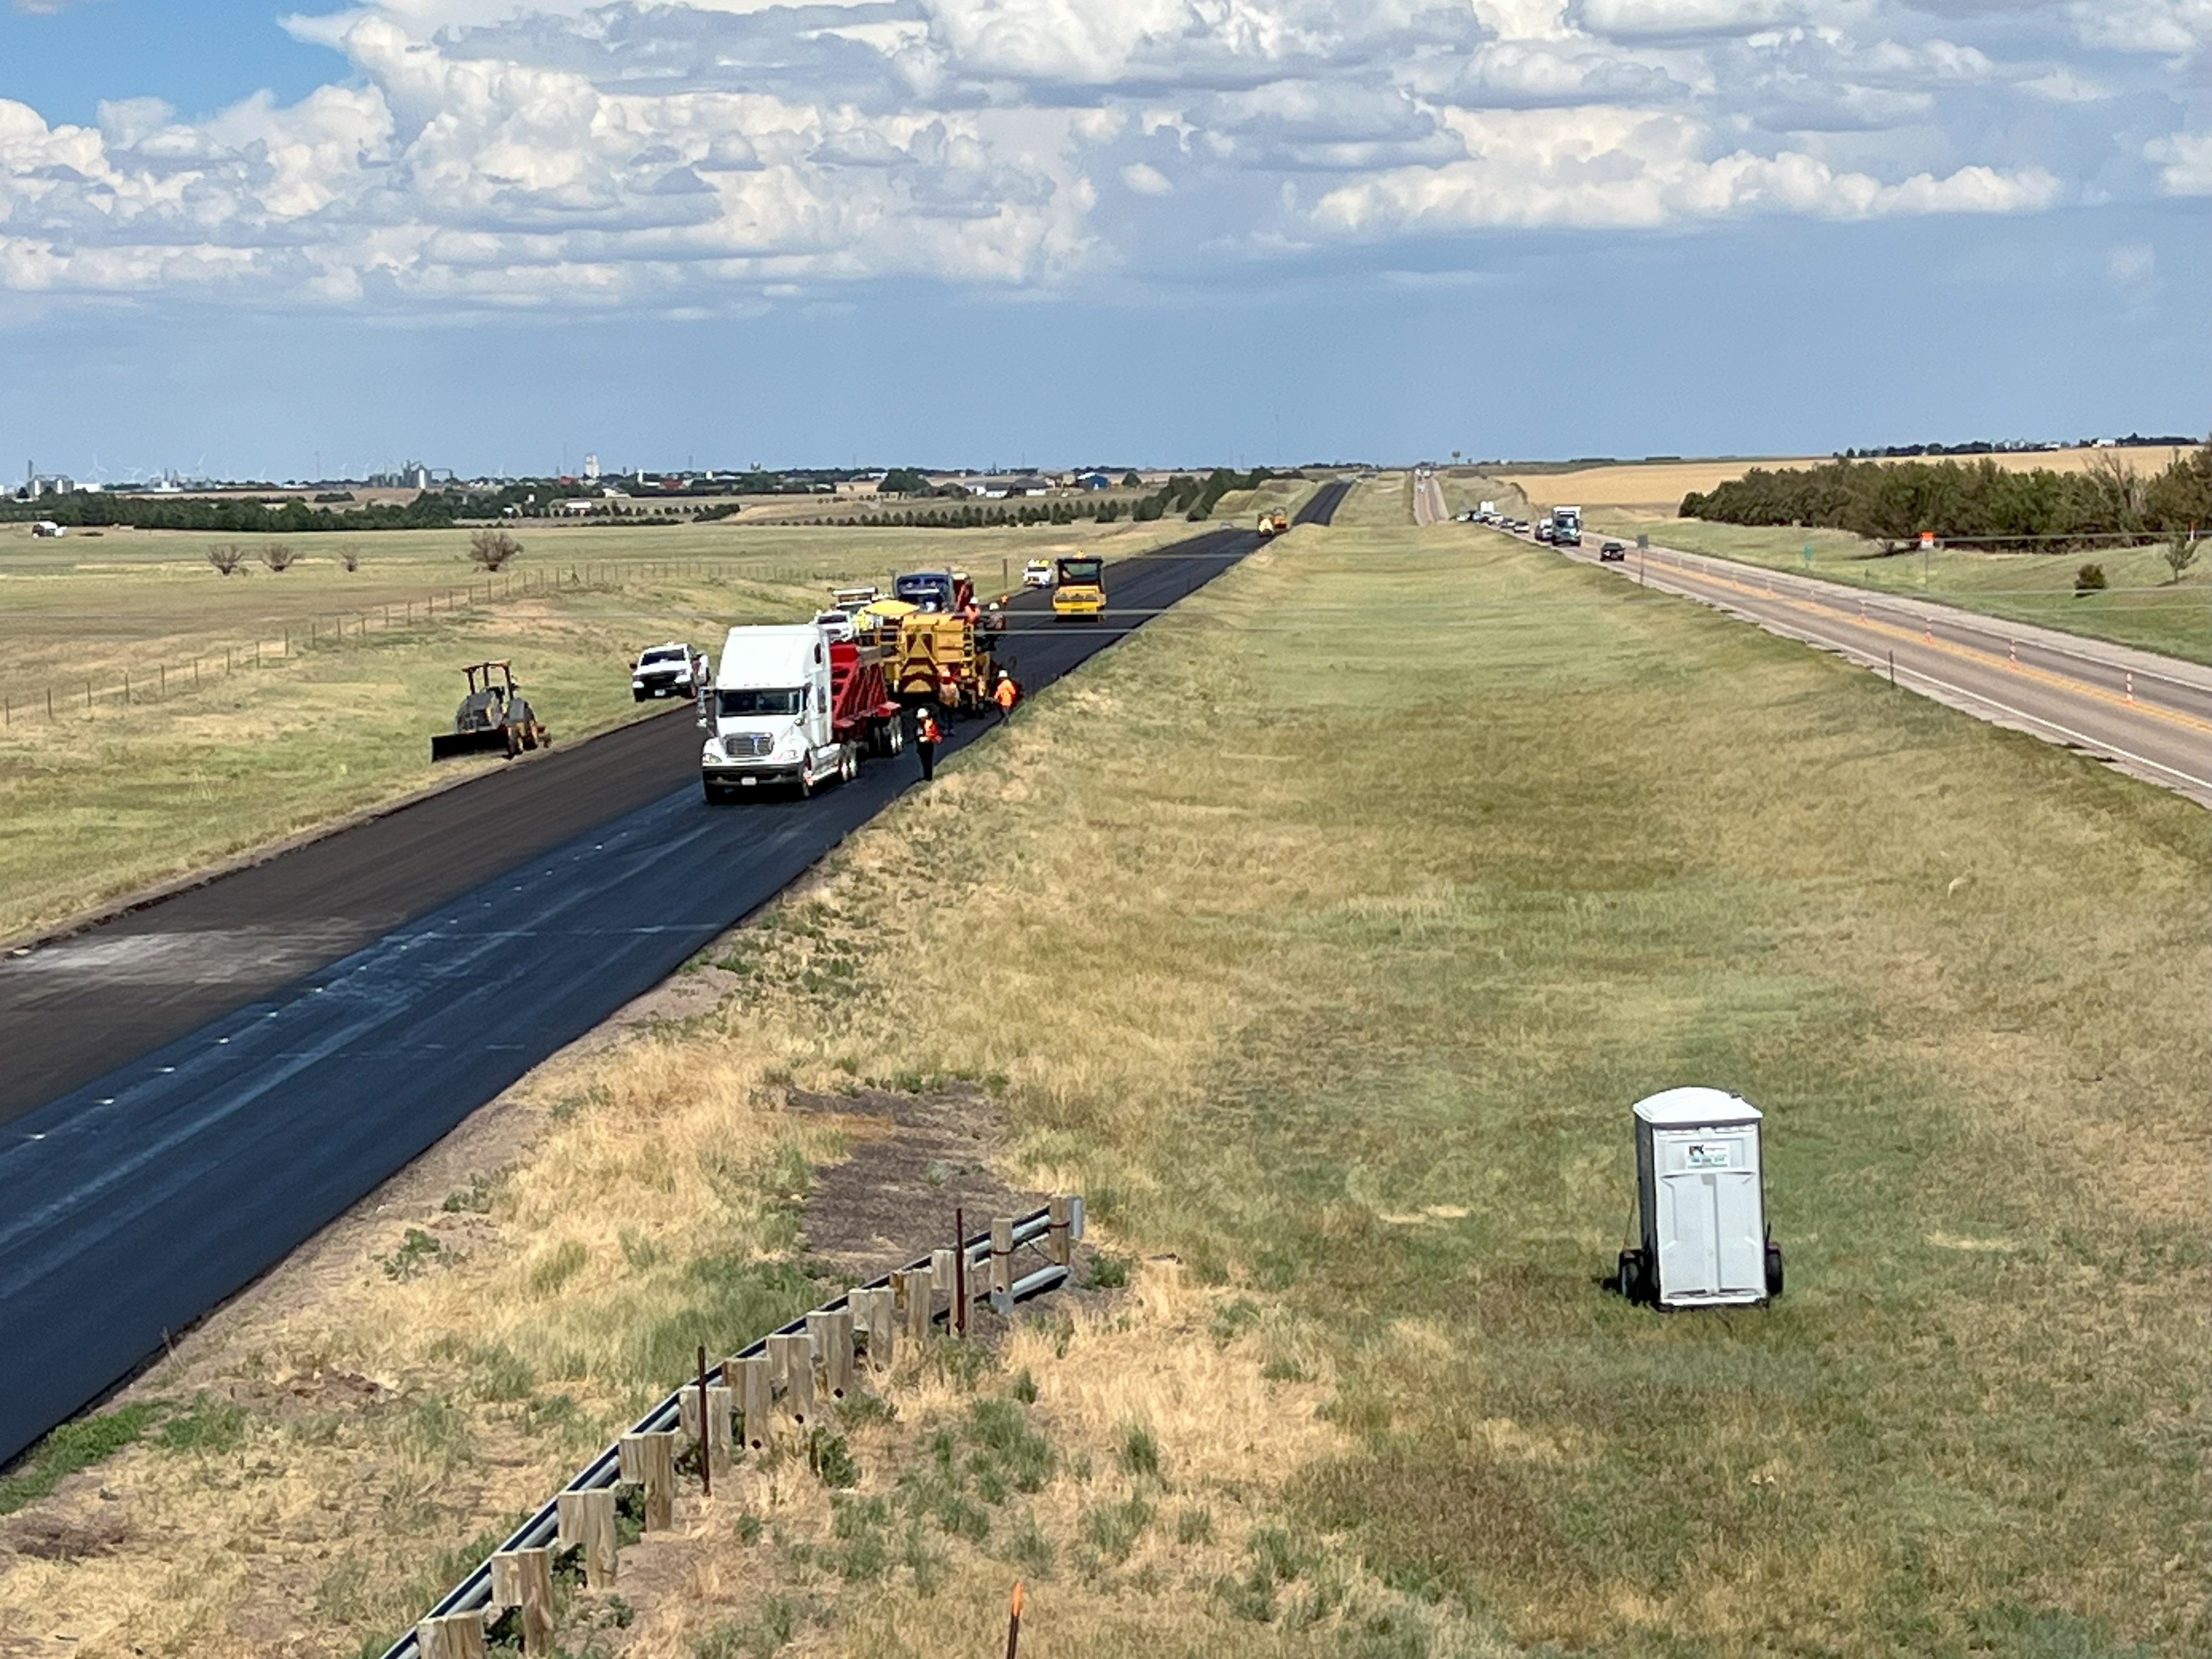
4;495;2202;1657
1589;512;2212;664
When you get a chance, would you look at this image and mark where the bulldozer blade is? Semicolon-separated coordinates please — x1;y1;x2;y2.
430;729;510;761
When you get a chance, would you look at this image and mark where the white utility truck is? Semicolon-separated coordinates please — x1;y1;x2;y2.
701;621;900;802
1550;505;1582;547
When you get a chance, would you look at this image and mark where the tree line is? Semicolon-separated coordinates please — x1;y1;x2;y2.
1680;448;2209;551
0;491;466;533
1132;467;1280;522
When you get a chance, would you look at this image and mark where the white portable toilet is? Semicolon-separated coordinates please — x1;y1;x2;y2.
1618;1087;1781;1309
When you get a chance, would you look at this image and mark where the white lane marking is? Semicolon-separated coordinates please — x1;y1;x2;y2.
1605;548;2211;794
1647;544;2211;696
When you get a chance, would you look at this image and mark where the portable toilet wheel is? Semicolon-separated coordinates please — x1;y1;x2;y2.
1617;1087;1782;1309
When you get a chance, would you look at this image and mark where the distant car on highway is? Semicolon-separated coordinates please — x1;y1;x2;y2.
1535;523;1555;543
631;641;708;701
1599;541;1627;562
1023;558;1054;588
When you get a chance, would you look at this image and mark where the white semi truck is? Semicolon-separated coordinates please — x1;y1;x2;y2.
1550;505;1582;547
700;622;902;802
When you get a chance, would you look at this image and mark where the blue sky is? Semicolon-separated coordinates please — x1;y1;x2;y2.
0;0;2204;478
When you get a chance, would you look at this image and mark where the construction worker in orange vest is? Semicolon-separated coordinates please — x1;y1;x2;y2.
915;705;941;781
992;672;1018;724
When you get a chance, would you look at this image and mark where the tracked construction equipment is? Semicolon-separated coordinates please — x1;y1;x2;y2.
430;662;549;761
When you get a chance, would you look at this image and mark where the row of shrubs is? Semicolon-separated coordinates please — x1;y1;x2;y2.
1681;448;2209;552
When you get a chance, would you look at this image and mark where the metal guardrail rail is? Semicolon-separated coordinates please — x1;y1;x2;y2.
376;1198;1081;1659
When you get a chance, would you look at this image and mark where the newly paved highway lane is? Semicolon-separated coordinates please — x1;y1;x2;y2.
1537;531;2211;806
0;483;1346;1467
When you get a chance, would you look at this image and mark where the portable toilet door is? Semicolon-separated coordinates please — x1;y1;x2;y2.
1628;1087;1778;1309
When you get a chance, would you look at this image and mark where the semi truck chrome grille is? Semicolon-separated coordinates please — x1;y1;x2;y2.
724;733;774;758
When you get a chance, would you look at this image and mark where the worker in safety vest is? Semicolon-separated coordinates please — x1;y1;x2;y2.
993;673;1018;723
916;706;941;782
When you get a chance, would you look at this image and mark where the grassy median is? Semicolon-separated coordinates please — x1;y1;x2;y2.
2;495;2202;1657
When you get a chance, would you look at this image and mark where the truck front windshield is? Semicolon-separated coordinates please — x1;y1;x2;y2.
1058;560;1102;585
895;573;952;609
718;687;805;717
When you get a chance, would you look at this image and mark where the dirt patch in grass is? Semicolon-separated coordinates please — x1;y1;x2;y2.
789;1085;1042;1276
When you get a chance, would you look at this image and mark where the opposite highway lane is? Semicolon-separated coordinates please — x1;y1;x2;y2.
1544;529;2212;806
0;483;1347;1468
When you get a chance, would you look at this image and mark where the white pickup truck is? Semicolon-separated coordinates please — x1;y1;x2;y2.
630;641;708;702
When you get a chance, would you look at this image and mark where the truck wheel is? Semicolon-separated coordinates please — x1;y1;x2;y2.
887;720;904;754
797;769;814;800
1617;1249;1645;1304
1764;1242;1785;1299
702;780;726;805
841;749;857;783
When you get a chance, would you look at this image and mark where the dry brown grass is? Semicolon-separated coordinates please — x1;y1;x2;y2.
1489;445;2202;516
3;484;2203;1657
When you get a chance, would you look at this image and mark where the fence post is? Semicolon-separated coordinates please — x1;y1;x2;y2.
809;1310;854;1401
851;1286;894;1372
617;1431;676;1531
488;1547;554;1656
991;1217;1015;1310
955;1207;968;1338
556;1489;618;1589
770;1331;816;1429
899;1264;935;1345
1047;1195;1075;1267
678;1381;734;1485
415;1612;487;1659
726;1353;774;1451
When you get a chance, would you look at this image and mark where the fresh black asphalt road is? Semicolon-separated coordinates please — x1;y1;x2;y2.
0;482;1345;1467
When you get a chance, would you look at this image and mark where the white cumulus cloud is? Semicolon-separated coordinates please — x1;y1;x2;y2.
0;0;2190;311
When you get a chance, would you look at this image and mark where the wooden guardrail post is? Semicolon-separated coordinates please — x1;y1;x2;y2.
1047;1195;1075;1266
680;1384;735;1481
901;1263;935;1345
618;1431;676;1531
415;1612;487;1659
556;1489;618;1589
725;1354;774;1451
991;1217;1015;1311
852;1287;894;1372
488;1546;555;1657
810;1309;854;1401
770;1331;816;1428
931;1246;957;1302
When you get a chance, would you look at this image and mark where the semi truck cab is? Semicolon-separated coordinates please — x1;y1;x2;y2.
701;624;849;798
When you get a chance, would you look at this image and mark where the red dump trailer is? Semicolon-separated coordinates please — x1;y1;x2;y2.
830;639;906;754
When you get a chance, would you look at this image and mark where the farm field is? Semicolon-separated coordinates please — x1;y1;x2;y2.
1584;514;2212;664
3;492;2202;1658
0;518;1187;941
1483;445;2203;518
